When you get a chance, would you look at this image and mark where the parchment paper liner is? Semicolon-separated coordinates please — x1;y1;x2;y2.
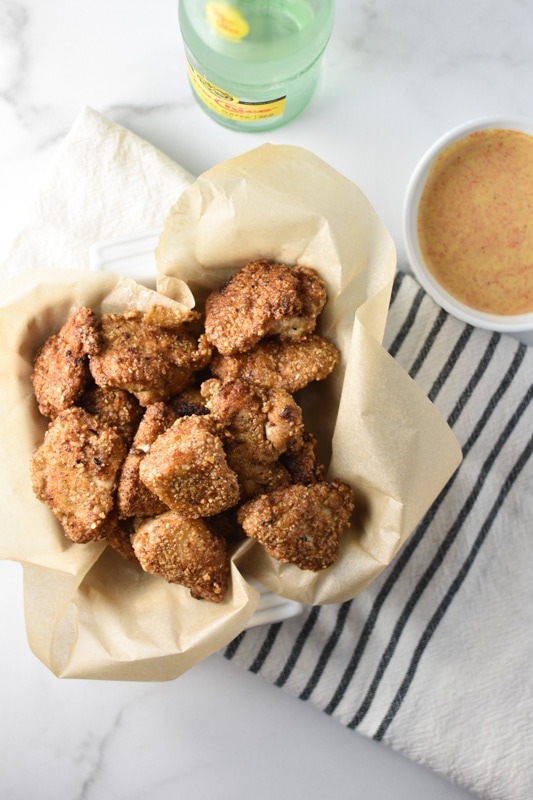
0;144;462;681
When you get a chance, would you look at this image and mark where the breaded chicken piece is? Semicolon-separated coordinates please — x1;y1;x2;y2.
30;407;127;543
31;307;101;418
99;512;138;563
132;511;230;602
116;402;178;519
143;304;198;330
204;260;327;355
168;386;210;418
89;306;212;405
139;415;240;518
130;402;179;454
201;378;304;461
117;453;168;519
201;378;269;459
263;384;305;455
237;459;292;500
206;508;245;550
237;480;355;571
210;334;340;393
281;432;326;485
201;378;303;499
78;386;143;446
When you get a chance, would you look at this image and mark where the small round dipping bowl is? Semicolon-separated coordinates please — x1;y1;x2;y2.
403;116;533;333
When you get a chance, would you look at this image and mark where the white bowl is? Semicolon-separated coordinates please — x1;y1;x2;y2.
403;116;533;333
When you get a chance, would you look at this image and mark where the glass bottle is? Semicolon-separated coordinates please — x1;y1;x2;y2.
178;0;335;132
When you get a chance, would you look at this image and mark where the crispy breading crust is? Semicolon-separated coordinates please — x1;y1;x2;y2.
139;415;240;518
201;378;304;460
99;512;138;563
116;402;178;519
236;458;292;500
205;509;245;550
281;432;326;485
237;480;355;571
132;511;230;602
78;386;143;446
210;334;340;393
30;407;127;543
89;307;212;405
204;260;327;355
200;378;302;499
168;386;210;418
264;385;305;454
31;307;101;418
131;402;179;451
117;451;169;519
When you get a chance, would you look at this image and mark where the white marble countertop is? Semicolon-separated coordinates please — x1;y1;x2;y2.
1;1;531;798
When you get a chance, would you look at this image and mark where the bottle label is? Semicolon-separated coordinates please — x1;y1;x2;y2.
206;2;249;41
186;61;286;122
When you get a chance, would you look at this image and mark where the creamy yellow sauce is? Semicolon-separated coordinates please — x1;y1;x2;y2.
417;128;533;316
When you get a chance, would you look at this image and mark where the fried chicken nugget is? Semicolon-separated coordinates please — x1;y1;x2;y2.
201;378;304;460
132;511;230;602
237;459;292;501
206;508;245;550
281;432;326;485
89;306;212;405
30;407;127;543
168;386;210;418
116;402;178;519
78;386;143;446
201;378;303;498
210;334;340;393
204;260;327;355
31;307;101;418
99;512;138;563
263;384;306;455
237;480;355;571
139;415;240;518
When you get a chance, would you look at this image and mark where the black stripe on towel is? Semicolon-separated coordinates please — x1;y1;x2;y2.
445;332;500;425
249;622;283;673
348;377;533;731
389;270;404;306
298;601;353;700
427;324;474;403
274;605;322;687
224;629;247;661
373;428;533;741
388;286;426;359
408;308;449;380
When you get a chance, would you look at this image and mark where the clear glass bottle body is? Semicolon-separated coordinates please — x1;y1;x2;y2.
178;0;334;131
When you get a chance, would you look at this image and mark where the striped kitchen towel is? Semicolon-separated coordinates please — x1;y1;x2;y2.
223;270;533;800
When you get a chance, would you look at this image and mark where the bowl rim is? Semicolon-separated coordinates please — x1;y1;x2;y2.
403;115;533;332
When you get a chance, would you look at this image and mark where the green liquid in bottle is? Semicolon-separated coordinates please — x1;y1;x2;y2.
178;0;334;131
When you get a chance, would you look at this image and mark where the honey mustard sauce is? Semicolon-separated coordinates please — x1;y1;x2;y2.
417;128;533;316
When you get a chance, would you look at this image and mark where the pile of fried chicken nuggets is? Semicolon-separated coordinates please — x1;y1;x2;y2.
30;260;355;603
